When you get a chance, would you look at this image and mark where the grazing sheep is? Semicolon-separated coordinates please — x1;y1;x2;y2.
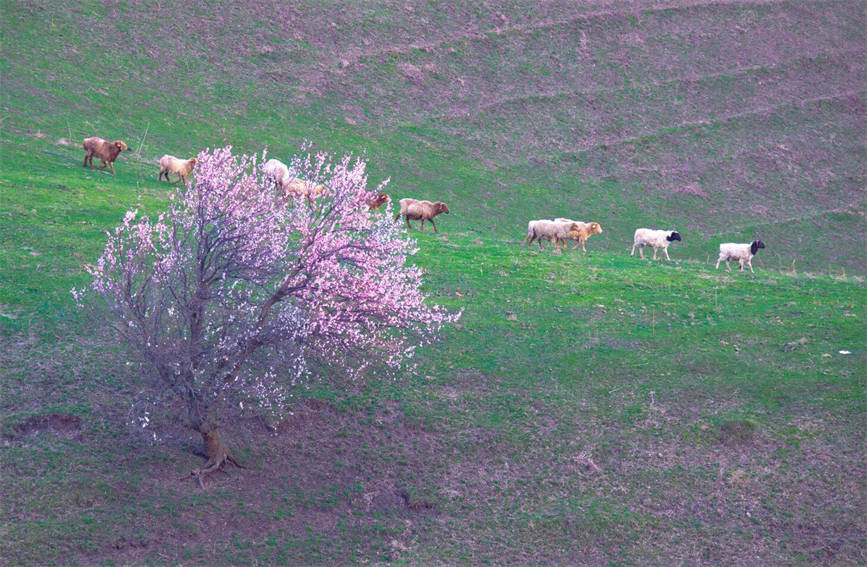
366;193;391;211
82;136;130;174
715;240;766;272
283;177;330;200
262;158;292;192
553;218;603;252
631;228;682;260
525;219;582;249
395;198;450;232
158;155;198;187
262;159;329;200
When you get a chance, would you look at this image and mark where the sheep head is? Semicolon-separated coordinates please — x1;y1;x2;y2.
667;231;682;242
435;202;450;215
588;222;602;234
114;141;130;151
751;240;765;254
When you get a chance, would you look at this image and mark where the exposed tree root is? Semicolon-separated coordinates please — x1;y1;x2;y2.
180;428;245;488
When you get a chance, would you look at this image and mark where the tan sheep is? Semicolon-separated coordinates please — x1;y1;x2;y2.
82;136;130;174
570;222;603;252
394;198;450;232
525;219;582;249
158;155;198;187
554;218;603;252
283;177;330;200
366;193;391;211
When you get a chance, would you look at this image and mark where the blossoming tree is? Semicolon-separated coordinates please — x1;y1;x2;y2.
74;146;459;485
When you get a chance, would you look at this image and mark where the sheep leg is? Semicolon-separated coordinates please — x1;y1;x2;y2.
726;260;732;272
639;246;645;259
83;153;91;168
109;161;115;174
664;248;671;261
405;217;413;230
419;219;425;231
652;248;658;260
430;219;438;233
630;244;636;256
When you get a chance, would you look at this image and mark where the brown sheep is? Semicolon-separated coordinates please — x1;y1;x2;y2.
158;155;198;187
366;193;391;211
395;198;450;232
82;136;130;174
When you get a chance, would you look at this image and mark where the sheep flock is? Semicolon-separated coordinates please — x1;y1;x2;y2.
79;134;768;273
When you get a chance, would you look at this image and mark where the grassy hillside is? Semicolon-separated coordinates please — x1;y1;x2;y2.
1;1;865;565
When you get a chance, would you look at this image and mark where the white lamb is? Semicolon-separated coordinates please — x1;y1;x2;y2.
631;228;682;260
715;240;766;272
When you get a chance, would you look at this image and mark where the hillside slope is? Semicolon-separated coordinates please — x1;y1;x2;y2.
1;1;865;566
1;0;864;273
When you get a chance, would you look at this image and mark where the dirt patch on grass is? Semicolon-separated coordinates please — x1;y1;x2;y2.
9;412;82;440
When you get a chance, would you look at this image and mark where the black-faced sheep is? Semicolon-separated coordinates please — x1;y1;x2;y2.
631;228;682;260
715;240;766;272
158;155;198;187
395;198;450;232
82;136;130;174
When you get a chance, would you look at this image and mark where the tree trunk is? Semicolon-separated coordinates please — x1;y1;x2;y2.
179;380;245;487
181;425;245;488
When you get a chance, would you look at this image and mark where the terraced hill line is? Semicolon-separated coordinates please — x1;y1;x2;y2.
465;47;865;117
328;1;861;124
575;89;864;155
332;0;787;69
700;197;865;239
456;86;863;166
571;89;864;157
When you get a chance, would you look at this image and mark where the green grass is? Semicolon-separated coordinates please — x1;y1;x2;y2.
1;1;865;565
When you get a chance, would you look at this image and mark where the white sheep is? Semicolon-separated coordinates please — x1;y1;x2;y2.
262;158;292;192
525;219;581;249
715;240;766;272
631;228;682;260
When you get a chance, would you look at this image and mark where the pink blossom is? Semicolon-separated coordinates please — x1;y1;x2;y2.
76;146;460;431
